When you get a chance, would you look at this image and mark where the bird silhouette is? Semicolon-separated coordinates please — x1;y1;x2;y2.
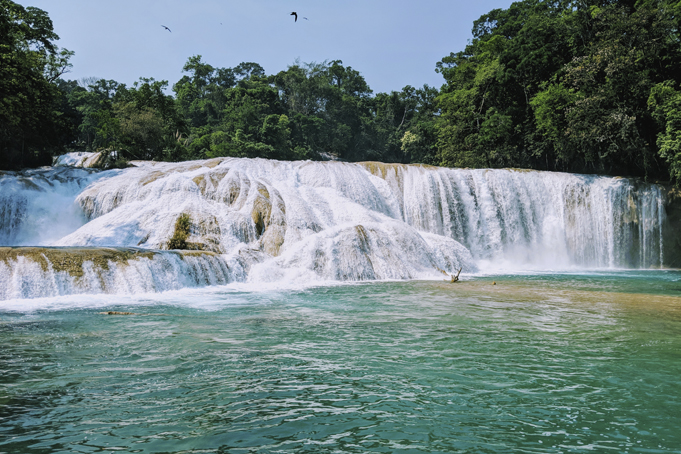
290;12;297;22
161;25;171;32
303;17;308;20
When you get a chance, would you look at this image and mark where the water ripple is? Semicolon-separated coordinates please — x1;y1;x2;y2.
1;279;681;452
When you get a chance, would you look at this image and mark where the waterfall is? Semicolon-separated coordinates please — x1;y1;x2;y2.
0;155;672;299
386;167;666;269
0;167;106;246
0;247;242;300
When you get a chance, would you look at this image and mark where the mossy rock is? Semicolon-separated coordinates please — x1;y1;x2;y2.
359;161;404;180
0;247;156;278
193;170;229;196
251;184;272;238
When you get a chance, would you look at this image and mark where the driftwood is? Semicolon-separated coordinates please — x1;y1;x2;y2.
450;267;462;283
436;266;462;283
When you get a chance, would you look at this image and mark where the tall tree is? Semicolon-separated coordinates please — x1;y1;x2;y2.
435;0;681;181
0;0;73;169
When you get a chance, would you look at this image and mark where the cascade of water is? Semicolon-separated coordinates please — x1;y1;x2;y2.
0;155;671;300
53;151;98;167
51;158;668;271
0;167;109;246
0;248;243;300
372;166;666;269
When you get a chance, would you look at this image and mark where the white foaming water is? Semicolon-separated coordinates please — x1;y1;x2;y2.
53;151;97;167
0;249;243;300
0;166;111;246
0;155;669;301
52;150;111;168
0;280;346;313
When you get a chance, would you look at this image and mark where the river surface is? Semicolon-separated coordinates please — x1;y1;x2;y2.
2;271;681;453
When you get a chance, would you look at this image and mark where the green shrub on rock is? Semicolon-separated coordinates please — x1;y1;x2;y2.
167;214;191;250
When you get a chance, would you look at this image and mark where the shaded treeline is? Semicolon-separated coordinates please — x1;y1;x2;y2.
3;0;681;185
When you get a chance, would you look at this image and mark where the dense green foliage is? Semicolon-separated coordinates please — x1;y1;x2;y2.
0;0;73;168
57;56;437;165
436;0;681;181
4;0;681;185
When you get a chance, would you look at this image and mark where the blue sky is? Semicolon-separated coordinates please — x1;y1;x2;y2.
27;0;514;93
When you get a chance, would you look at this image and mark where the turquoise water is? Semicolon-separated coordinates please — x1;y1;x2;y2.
2;272;681;453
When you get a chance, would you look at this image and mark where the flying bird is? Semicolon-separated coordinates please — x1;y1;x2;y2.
303;17;308;20
290;11;297;22
161;25;171;32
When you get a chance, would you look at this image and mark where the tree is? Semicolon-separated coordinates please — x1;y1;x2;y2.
369;84;439;164
435;0;681;181
649;82;681;183
116;78;187;160
65;79;122;150
436;0;574;170
0;0;73;169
